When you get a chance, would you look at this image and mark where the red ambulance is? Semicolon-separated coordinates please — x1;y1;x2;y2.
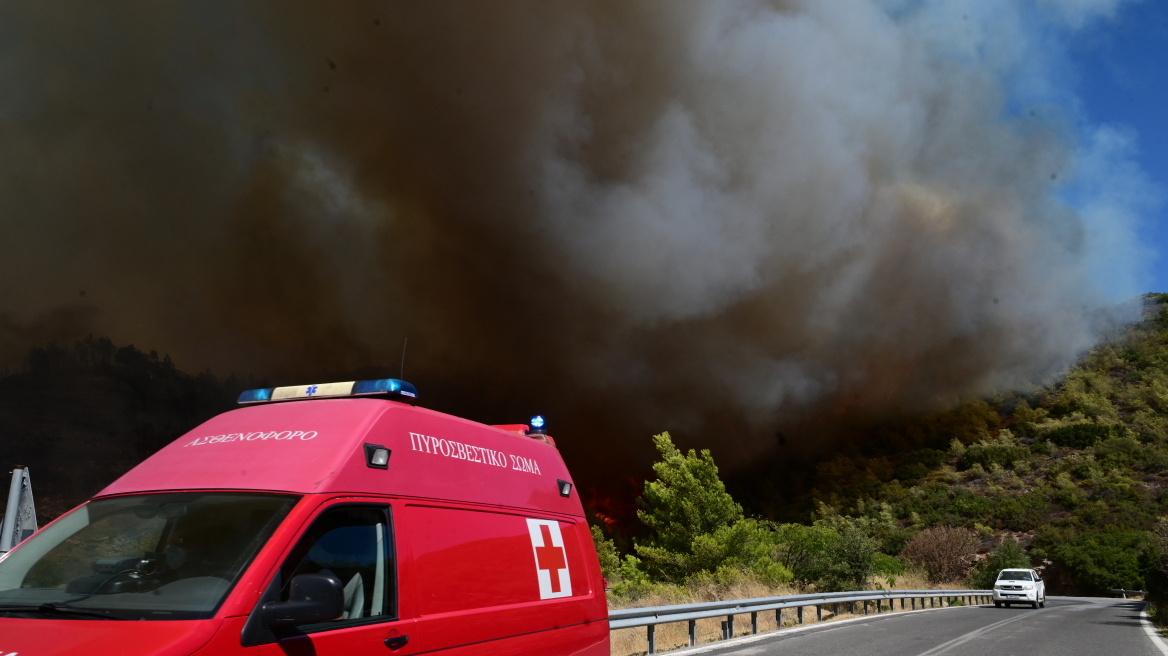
0;379;610;655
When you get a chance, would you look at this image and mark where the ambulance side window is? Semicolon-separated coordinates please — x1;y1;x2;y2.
279;505;396;625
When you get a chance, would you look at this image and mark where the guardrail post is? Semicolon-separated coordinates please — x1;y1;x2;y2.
647;624;655;654
688;619;696;647
776;608;782;628
877;598;883;613
863;599;868;615
901;598;905;610
833;602;838;618
727;614;735;637
751;611;758;634
816;605;822;621
721;620;728;640
797;606;803;624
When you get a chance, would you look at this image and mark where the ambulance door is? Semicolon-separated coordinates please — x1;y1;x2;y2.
399;503;605;654
249;502;416;656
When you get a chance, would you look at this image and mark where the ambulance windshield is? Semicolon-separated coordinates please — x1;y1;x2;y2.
0;492;298;620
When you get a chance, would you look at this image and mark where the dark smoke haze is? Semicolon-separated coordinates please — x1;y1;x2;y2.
0;1;1153;476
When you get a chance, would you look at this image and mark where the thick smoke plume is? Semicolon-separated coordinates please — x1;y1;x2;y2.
0;1;1151;474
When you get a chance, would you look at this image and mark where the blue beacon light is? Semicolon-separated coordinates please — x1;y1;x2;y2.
352;378;418;399
528;415;547;435
237;388;275;404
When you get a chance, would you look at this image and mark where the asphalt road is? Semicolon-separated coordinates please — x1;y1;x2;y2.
688;597;1163;656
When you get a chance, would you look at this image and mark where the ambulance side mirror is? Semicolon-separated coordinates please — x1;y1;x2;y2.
262;573;345;627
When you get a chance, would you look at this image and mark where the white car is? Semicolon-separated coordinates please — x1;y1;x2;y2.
993;568;1045;608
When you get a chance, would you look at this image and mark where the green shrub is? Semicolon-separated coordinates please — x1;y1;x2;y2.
960;443;1029;471
1052;530;1158;593
894;449;946;483
1046;423;1112;448
993;493;1051;530
637;519;792;585
873;552;905;576
967;537;1030;589
1095;437;1140;464
773;521;877;591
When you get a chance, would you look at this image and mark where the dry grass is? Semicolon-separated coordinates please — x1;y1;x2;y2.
608;573;974;656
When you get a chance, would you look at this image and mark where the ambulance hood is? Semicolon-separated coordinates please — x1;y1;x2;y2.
0;617;219;656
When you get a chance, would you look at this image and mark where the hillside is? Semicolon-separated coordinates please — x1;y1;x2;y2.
790;292;1168;594
0;337;250;518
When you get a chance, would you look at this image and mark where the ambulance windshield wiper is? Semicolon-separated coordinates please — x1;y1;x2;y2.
0;602;127;620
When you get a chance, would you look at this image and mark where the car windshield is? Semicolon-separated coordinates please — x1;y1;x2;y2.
998;570;1033;581
0;492;297;620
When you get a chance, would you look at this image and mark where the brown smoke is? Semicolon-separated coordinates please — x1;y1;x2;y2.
0;1;1149;476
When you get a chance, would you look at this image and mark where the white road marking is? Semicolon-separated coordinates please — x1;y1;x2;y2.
1140;607;1168;655
913;609;1038;656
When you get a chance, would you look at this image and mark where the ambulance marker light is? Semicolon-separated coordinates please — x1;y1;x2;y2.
237;388;275;404
528;415;547;435
364;443;390;469
557;479;572;497
352;378;418;400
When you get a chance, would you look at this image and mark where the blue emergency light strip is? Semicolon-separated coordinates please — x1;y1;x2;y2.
237;379;417;404
238;388;275;404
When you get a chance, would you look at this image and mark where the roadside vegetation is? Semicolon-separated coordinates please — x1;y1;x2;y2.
593;433;1009;607
596;433;1006;655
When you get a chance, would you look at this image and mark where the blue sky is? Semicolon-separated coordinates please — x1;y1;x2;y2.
1068;0;1168;294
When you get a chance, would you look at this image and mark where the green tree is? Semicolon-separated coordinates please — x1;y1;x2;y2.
636;432;743;553
968;537;1030;589
632;432;791;583
590;525;621;583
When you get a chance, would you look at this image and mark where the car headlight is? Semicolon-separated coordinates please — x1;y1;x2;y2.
1021;584;1034;589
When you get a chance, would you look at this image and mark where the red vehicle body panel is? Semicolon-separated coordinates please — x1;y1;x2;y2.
100;399;578;515
1;398;610;656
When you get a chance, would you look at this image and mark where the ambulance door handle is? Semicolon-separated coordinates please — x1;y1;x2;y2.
384;635;410;650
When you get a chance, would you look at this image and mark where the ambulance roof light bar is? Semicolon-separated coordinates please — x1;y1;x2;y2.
237;378;418;405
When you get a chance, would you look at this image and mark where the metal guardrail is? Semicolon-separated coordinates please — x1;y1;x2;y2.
609;588;994;654
1109;589;1145;599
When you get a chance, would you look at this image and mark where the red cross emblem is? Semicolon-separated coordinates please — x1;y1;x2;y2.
527;519;572;599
